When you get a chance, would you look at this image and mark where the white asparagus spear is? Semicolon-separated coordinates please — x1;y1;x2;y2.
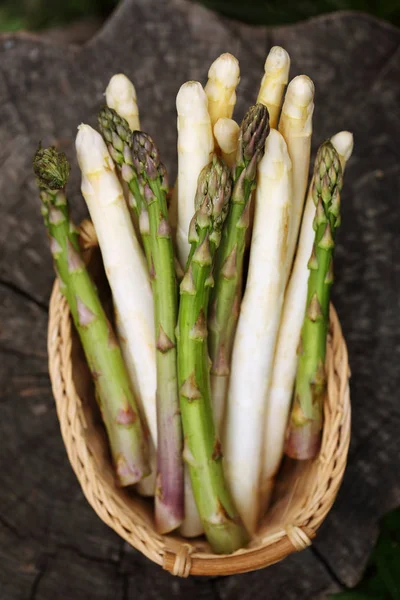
75;125;157;446
330;131;355;168
278;75;315;278
105;73;144;245
170;56;234;241
105;74;140;131
260;131;354;510
115;306;157;497
257;46;290;129
176;81;214;267
205;53;240;133
213;118;240;168
224;129;292;534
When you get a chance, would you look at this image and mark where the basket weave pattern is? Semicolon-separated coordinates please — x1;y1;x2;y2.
47;220;351;577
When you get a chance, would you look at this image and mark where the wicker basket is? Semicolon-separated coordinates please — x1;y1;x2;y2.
47;220;351;577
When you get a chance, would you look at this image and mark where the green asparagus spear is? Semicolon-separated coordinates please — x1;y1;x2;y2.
178;155;249;553
33;145;149;486
285;140;343;460
131;131;183;533
208;104;270;429
98;109;184;533
98;107;152;269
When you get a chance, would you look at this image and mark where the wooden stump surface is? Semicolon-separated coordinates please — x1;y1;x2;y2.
0;0;399;597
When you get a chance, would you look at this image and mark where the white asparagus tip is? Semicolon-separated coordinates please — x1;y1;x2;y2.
259;128;291;178
76;124;114;175
214;118;240;154
284;75;315;109
330;131;354;164
176;81;209;118
105;73;137;102
264;46;290;82
208;53;240;88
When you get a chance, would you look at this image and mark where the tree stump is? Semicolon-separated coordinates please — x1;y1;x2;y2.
0;1;399;597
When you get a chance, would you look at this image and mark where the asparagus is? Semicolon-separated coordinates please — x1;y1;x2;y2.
98;107;152;269
209;103;270;433
131;131;183;533
99;105;160;499
176;81;214;267
225;129;292;534
177;155;248;553
278;75;315;279
33;146;149;486
98;107;183;532
105;75;143;243
205;53;240;135
261;131;353;508
285;140;343;460
213;118;240;168
75;125;157;451
257;46;290;129
105;74;140;131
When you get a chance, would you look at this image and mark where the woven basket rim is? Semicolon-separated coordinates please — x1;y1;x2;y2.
47;219;351;577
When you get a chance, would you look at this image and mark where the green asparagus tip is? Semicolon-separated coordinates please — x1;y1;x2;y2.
98;106;132;146
97;106;133;167
314;140;343;202
33;145;70;191
131;131;168;190
194;155;232;236
236;103;270;173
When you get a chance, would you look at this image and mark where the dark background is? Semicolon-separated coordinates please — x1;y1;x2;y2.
0;0;400;31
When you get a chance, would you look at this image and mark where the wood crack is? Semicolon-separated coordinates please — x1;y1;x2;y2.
0;513;25;540
0;279;49;313
310;545;346;590
54;542;121;567
28;555;49;600
1;512;121;568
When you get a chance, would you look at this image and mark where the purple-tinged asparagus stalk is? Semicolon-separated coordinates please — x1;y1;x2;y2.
33;145;149;486
285;140;343;459
128;131;184;533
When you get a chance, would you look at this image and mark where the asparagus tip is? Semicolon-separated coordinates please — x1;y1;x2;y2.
264;46;290;76
208;53;240;88
285;75;315;107
330;131;354;164
176;81;209;118
105;73;137;102
33;144;70;190
236;103;270;170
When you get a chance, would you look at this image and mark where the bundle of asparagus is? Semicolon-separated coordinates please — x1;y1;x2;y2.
34;47;353;555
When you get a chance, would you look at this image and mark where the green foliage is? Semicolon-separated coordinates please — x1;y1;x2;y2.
330;507;400;599
1;0;399;32
0;0;118;31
